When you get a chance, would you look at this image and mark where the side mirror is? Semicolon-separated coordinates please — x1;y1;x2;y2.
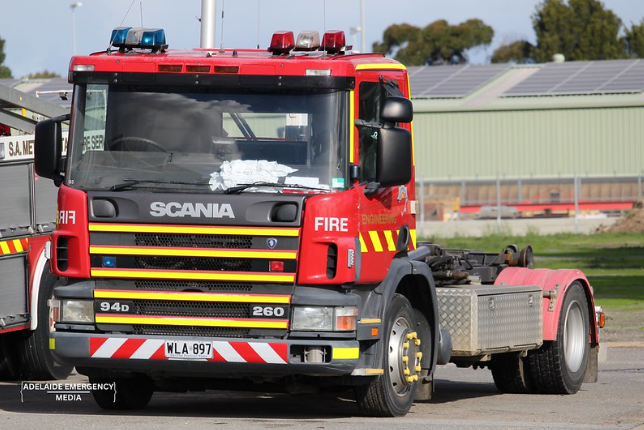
376;126;412;187
35;114;68;185
381;96;413;125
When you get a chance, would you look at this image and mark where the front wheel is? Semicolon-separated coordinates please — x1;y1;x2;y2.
355;294;427;417
90;375;154;410
529;282;590;394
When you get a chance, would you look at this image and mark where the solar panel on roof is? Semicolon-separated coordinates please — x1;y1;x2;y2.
409;64;510;98
503;59;644;96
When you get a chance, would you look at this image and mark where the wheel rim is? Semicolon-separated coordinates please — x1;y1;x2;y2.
564;300;585;373
388;316;422;396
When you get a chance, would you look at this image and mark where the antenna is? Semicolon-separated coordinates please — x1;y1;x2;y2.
220;0;226;52
139;0;143;27
257;0;260;49
323;0;327;36
107;0;137;52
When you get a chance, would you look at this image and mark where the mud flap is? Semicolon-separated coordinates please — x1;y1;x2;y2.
584;344;599;383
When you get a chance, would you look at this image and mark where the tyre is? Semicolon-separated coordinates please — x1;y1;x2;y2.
17;270;73;380
91;376;154;410
529;282;590;394
490;353;535;394
0;334;20;380
355;294;427;417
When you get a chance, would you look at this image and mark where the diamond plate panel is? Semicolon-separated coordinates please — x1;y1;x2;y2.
437;285;542;356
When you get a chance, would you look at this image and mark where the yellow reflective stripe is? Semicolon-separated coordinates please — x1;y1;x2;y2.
355;63;406;71
95;315;288;329
49;338;56;350
383;230;396;251
359;318;382;324
410;229;417;249
368;231;384;252
349;89;355;163
359;233;368;253
94;289;291;304
333;347;359;360
89;223;300;237
12;240;24;252
0;241;10;254
90;269;295;283
89;246;297;260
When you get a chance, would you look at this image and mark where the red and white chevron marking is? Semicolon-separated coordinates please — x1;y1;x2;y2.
89;337;288;364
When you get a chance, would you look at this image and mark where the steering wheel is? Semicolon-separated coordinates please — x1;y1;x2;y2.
108;136;168;152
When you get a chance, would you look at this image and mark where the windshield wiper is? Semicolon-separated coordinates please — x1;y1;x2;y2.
223;182;328;194
110;179;210;191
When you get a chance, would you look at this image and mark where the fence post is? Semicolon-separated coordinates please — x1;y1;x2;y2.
419;174;425;238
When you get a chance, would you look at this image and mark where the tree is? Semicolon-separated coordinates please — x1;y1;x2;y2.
491;40;535;64
531;0;625;62
492;0;628;63
624;19;644;58
26;70;61;79
373;19;494;66
0;36;13;79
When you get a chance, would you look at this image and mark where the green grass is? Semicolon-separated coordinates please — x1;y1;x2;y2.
428;231;644;314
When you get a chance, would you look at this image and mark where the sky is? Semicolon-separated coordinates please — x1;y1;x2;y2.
2;0;644;79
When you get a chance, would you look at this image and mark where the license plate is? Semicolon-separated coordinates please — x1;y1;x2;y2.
165;341;213;359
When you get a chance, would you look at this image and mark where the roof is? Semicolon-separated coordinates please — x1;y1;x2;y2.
409;59;644;111
0;77;72;109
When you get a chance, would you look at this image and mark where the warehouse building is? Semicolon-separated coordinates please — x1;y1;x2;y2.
408;59;644;219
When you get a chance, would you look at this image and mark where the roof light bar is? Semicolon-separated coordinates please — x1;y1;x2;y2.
295;31;321;51
110;27;168;52
322;30;346;54
269;31;295;55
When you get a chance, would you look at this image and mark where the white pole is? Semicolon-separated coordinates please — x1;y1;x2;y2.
70;2;83;55
574;173;579;234
201;0;217;49
360;0;366;53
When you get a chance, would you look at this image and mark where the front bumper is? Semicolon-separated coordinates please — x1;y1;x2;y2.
51;332;360;377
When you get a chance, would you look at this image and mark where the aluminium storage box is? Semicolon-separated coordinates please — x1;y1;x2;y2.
436;284;543;356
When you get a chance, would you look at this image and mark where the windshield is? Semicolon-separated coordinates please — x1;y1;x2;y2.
67;84;348;193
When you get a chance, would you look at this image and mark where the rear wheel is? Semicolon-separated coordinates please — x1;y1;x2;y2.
17;270;73;380
355;294;426;417
529;282;590;394
0;334;20;380
91;375;154;410
490;353;535;394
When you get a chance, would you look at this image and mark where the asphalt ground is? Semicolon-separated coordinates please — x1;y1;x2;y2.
0;344;642;430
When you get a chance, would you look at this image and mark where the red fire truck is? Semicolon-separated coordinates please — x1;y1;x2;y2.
34;27;603;416
0;130;72;380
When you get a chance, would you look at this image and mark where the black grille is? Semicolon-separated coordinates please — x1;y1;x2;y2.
134;233;252;249
132;325;250;338
135;300;249;318
134;255;252;271
134;280;253;292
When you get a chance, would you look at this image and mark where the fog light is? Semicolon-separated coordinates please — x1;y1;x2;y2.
61;299;94;323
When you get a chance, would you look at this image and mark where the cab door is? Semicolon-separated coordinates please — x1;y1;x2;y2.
353;69;416;284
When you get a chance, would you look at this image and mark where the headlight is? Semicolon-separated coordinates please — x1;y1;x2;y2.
61;299;94;323
292;306;357;331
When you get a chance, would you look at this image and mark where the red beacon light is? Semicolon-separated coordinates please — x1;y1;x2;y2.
322;30;346;54
269;31;295;55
